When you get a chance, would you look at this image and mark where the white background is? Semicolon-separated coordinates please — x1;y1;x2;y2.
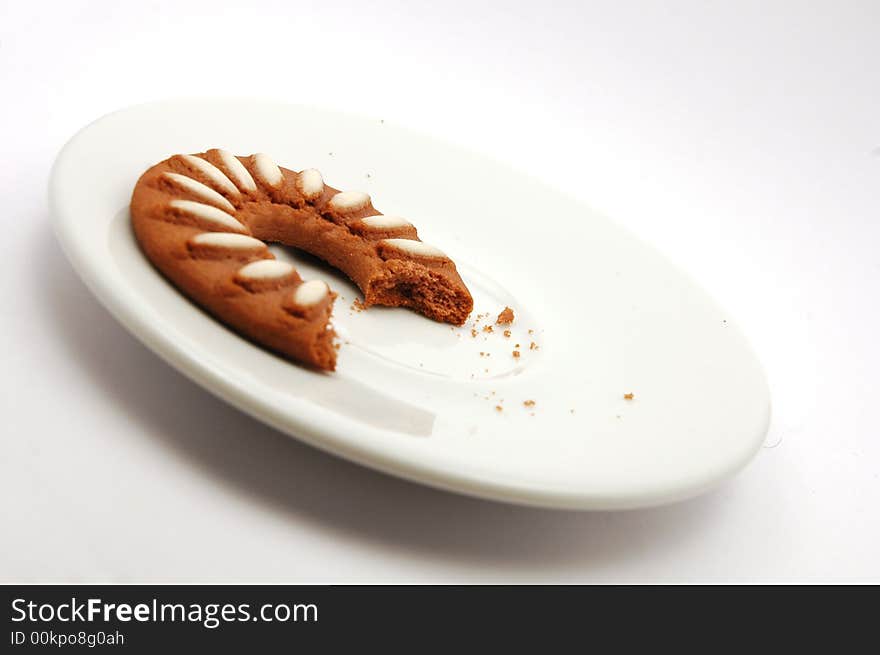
1;0;878;582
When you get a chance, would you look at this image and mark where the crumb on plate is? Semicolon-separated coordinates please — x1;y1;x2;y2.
496;306;515;325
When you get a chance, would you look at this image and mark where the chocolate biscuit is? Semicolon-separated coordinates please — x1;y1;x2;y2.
130;149;474;370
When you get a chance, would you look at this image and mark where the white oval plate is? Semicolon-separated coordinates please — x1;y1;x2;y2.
50;99;770;510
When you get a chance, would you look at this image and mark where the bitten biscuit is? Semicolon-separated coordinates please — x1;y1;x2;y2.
130;149;474;370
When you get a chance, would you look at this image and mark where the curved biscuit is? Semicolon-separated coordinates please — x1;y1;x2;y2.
131;156;337;370
131;149;474;370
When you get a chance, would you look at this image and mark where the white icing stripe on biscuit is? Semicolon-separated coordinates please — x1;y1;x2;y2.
298;168;324;200
328;190;370;212
162;173;236;212
190;232;265;249
361;215;411;229
180;154;239;196
293;280;329;307
237;259;295;280
217;150;257;192
169;199;245;231
253;153;283;187
382;238;447;258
